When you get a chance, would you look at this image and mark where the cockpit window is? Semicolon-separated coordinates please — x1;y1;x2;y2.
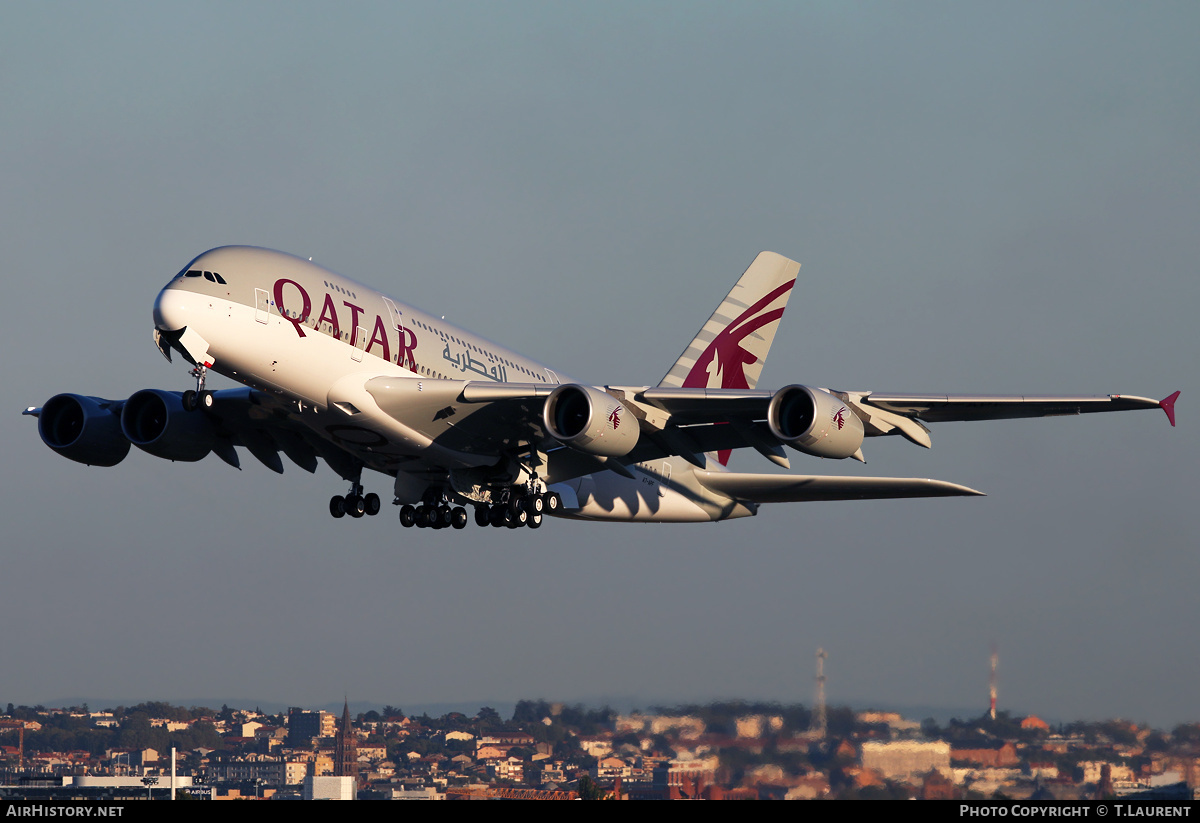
185;269;226;284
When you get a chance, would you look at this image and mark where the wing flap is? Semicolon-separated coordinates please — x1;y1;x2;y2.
695;471;984;503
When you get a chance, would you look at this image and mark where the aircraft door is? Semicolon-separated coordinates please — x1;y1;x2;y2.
255;289;270;324
383;297;414;368
352;327;367;362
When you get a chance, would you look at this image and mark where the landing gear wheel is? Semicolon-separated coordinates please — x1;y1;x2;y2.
414;506;430;528
508;495;525;515
489;507;506;528
364;493;381;516
199;390;214;410
451;507;468;529
182;390;198;412
528;494;545;514
399;505;416;527
329;495;346;518
544;492;562;513
528;512;542;529
474;506;490;528
346;494;366;518
437;506;453;528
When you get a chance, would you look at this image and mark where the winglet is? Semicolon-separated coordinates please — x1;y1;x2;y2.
1159;390;1180;427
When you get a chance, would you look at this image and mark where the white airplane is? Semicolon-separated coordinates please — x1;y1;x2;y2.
27;246;1178;529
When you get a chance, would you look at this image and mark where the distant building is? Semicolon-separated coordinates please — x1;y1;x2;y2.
861;740;951;780
952;742;1019;768
303;775;355;800
389;786;444;800
209;754;304;785
333;701;358;785
922;770;958;800
735;715;783;738
287;708;333;748
785;774;832;800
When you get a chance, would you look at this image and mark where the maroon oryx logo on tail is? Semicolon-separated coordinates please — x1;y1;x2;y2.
682;279;796;464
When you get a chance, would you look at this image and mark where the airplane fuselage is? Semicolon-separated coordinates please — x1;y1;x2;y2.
156;246;568;405
153;246;748;523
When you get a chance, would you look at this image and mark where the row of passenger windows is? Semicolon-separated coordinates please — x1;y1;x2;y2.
322;279;357;300
186;270;227;284
406;317;542;379
280;296;544;381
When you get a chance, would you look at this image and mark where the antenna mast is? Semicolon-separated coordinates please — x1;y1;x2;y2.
813;647;827;739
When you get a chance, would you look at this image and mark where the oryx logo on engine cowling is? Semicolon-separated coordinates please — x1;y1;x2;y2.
834;406;846;430
608;406;621;429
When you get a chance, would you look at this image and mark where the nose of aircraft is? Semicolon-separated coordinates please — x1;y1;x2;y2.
153;284;195;332
153;284;216;367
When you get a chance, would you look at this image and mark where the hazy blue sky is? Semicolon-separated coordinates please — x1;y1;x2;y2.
3;2;1196;728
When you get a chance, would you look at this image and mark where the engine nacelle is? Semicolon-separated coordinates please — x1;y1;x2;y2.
38;394;131;467
767;384;865;459
543;384;639;458
120;389;218;462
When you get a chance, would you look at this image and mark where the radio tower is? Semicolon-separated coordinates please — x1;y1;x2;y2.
989;644;998;721
813;647;827;739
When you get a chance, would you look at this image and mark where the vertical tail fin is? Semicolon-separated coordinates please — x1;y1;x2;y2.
659;251;800;465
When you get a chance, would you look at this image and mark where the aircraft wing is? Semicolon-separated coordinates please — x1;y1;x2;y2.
694;471;984;502
622;386;1178;455
30;386;374;479
635;388;1173;425
366;381;1177;474
857;392;1175;423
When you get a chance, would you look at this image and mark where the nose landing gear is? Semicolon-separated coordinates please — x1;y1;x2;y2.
181;365;215;412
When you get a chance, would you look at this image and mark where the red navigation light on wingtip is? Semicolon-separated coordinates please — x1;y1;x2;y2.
1160;391;1180;427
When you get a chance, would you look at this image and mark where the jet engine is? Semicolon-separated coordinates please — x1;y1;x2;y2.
38;394;131;467
543;384;639;458
120;389;220;462
767;384;865;459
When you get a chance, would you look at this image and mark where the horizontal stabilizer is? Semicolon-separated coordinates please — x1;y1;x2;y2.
694;471;984;503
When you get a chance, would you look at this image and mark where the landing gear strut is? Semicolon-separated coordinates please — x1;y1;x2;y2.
182;365;214;412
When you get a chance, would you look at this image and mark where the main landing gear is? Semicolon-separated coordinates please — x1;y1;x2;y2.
398;490;468;530
329;482;381;519
473;487;563;530
396;487;562;530
181;365;215;412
